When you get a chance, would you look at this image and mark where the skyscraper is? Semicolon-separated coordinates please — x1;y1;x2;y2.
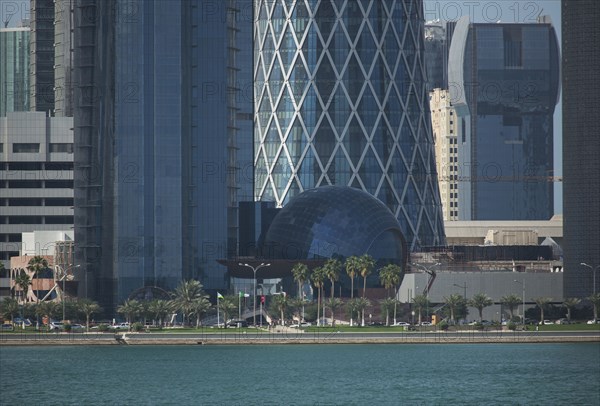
29;0;55;113
562;0;600;299
254;0;445;249
73;0;253;310
448;16;560;221
0;26;30;116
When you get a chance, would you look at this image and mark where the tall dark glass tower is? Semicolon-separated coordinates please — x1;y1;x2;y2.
448;16;560;221
254;0;445;249
562;1;600;299
73;0;254;311
29;0;55;113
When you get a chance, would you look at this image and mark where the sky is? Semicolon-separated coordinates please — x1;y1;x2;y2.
1;0;564;213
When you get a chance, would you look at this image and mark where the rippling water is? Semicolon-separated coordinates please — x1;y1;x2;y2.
1;343;599;405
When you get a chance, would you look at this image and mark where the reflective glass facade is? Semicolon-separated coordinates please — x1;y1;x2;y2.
254;0;445;250
449;18;560;220
562;1;600;299
74;0;253;310
262;186;407;266
0;28;30;116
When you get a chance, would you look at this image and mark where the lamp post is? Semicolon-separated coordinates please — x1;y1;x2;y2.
56;264;80;322
239;262;271;326
453;282;467;299
514;279;525;326
580;263;599;295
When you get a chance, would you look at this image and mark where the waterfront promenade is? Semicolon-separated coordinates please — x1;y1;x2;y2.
1;328;599;346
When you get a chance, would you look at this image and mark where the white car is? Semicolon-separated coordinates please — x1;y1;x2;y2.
392;322;411;327
112;322;130;330
586;319;599;324
289;322;312;328
49;322;64;331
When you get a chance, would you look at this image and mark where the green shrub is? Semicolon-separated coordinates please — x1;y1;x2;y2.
437;321;449;331
132;322;144;332
98;324;109;332
507;321;517;331
473;322;484;330
63;323;72;332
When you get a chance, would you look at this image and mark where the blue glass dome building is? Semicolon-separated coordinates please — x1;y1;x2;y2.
261;186;407;267
254;0;445;250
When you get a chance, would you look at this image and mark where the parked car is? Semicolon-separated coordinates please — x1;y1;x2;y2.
71;324;85;330
541;320;553;325
49;322;64;331
419;322;432;326
13;318;32;327
1;323;14;331
555;318;570;325
586;319;599;324
111;322;130;330
392;321;411;327
226;320;248;328
289;322;312;328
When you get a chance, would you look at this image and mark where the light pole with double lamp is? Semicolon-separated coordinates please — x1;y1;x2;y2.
239;262;271;326
453;282;467;299
56;264;80;321
580;263;599;295
514;279;525;326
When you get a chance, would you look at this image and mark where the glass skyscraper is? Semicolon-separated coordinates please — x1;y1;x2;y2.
562;0;600;299
0;27;30;116
73;0;253;310
448;16;560;221
254;0;445;249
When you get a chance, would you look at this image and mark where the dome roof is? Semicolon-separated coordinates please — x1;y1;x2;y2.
261;186;407;264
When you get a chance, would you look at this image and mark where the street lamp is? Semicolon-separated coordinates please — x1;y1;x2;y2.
453;282;467;299
514;279;525;326
239;262;271;326
580;263;599;295
56;264;80;322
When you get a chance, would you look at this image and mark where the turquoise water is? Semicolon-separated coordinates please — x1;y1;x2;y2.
1;344;599;405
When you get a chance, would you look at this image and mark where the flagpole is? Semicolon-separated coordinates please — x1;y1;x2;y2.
217;294;220;328
238;292;241;320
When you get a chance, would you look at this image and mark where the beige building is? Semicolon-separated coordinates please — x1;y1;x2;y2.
430;88;460;221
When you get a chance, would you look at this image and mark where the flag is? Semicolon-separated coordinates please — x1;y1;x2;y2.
239;292;250;298
217;292;224;300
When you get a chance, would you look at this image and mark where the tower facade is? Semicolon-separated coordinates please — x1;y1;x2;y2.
562;0;600;299
73;0;253;310
254;0;445;249
0;27;30;116
29;0;55;113
448;16;560;221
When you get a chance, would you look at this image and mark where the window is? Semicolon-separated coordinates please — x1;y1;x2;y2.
13;143;40;153
49;143;74;153
45;180;73;189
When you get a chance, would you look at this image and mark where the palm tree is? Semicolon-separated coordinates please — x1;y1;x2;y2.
271;294;288;325
0;297;20;323
468;293;493;322
534;297;553;324
170;280;208;326
326;298;343;327
412;294;429;325
27;256;49;303
355;297;371;327
217;296;237;324
501;294;522;321
345;255;361;299
14;269;31;304
359;254;375;298
291;263;310;299
311;267;326;326
380;297;396;326
444;294;465;324
77;299;102;331
562;298;581;322
323;258;342;299
588;293;600;321
117;299;143;329
191;297;212;328
379;264;402;324
289;297;305;323
148;299;171;327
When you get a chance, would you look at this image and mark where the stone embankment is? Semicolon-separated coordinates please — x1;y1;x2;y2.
1;330;599;346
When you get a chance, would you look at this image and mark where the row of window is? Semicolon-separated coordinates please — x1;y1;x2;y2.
0;180;73;188
0;143;74;154
0;216;74;225
0;162;73;171
0;198;74;206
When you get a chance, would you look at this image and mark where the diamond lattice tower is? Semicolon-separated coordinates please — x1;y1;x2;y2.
254;0;445;249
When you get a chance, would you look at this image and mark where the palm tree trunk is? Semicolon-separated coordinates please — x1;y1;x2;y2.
393;302;397;325
363;276;367;298
317;288;321;327
350;277;354;299
331;281;335;299
86;314;90;332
